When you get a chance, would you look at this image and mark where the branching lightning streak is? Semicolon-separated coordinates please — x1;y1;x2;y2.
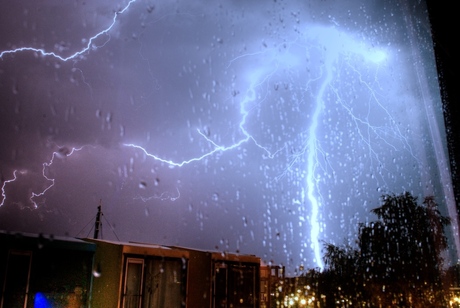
135;188;181;202
0;0;138;208
0;0;138;61
123;55;285;165
345;63;417;158
277;28;393;270
0;146;85;208
306;61;333;270
122;53;292;210
1;171;19;207
124;131;249;167
30;146;85;208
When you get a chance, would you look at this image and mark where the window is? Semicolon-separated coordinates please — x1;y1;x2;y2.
213;262;258;308
122;257;185;308
123;258;144;308
0;1;456;305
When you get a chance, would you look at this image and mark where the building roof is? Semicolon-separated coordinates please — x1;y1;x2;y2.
0;230;96;252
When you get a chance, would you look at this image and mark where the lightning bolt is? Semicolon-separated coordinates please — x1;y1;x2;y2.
1;171;19;207
0;145;86;209
135;187;181;202
30;146;86;208
246;27;393;270
296;27;406;269
122;48;292;203
123;63;284;166
0;0;139;208
305;52;334;270
225;27;397;270
124;130;249;168
0;0;138;61
122;27;396;270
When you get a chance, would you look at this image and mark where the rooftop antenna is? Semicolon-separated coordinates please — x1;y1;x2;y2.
94;199;102;239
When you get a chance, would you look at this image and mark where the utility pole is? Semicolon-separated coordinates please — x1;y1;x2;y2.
93;200;102;239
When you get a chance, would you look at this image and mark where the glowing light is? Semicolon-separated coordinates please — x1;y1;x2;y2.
34;292;51;308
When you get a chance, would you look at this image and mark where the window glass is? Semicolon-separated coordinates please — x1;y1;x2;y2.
143;258;184;308
0;0;455;283
123;258;144;308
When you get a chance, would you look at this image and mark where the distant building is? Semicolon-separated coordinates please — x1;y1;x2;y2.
260;263;285;308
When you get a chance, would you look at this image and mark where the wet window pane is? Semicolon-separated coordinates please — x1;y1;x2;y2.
0;1;456;305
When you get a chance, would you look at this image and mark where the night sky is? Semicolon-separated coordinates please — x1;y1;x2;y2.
0;0;456;273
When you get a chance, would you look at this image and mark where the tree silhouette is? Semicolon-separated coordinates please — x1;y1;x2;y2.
359;192;450;307
321;243;364;307
321;192;451;307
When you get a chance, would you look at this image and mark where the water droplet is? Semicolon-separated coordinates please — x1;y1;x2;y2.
93;270;101;278
93;263;102;277
105;112;113;123
203;126;211;137
146;5;154;13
